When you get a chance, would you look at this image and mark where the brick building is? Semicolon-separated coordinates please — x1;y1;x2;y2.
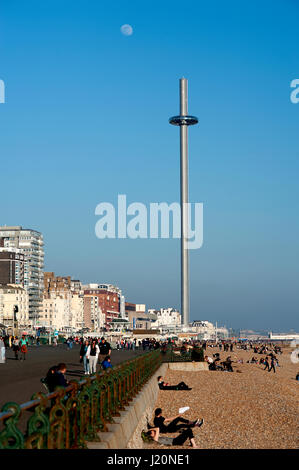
83;284;122;330
40;272;84;331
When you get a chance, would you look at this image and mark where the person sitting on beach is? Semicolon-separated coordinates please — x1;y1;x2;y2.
205;355;214;364
147;427;197;448
222;356;234;372
247;356;258;364
205;355;217;370
153;408;203;433
157;376;191;390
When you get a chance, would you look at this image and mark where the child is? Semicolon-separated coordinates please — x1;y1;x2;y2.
101;355;113;370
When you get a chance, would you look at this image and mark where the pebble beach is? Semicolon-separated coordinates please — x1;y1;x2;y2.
144;346;299;449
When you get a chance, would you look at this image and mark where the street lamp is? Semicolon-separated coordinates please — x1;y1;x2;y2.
13;305;18;337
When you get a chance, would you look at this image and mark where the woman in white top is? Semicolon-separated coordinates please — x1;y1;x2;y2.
86;340;100;374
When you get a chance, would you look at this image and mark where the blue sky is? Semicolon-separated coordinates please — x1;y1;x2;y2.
1;0;299;331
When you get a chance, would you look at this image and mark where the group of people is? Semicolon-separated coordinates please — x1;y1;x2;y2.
0;334;29;362
144;376;203;447
261;354;279;373
146;375;204;447
43;336;113;393
79;337;112;374
202;340;287;375
146;408;204;447
204;353;235;372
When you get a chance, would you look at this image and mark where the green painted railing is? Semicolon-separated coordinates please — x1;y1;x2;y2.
0;350;162;449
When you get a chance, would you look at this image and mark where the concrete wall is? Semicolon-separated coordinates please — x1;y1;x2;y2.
87;363;168;449
168;362;208;371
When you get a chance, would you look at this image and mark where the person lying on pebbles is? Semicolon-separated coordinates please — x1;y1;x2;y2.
153;407;204;433
147;427;198;448
157;376;192;390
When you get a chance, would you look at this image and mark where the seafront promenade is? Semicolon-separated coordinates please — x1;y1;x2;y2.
0;343;145;409
144;345;299;449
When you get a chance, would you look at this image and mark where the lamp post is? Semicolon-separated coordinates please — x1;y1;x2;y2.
13;305;18;337
169;78;198;329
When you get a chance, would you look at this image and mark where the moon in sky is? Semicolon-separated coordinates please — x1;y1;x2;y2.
120;24;133;36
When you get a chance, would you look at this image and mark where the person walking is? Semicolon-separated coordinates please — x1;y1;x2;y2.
13;337;20;360
80;339;90;375
99;337;111;364
0;336;6;364
268;356;276;373
263;356;270;371
19;335;28;361
86;339;100;374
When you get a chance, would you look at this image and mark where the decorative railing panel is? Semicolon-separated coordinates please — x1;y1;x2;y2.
0;350;162;449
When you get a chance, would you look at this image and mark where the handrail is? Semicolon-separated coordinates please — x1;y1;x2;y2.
0;350;162;449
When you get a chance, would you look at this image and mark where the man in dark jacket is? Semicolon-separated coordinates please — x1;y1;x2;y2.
99;337;111;363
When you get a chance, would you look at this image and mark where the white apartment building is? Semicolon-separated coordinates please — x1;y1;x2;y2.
190;320;229;340
0;284;29;330
148;308;181;328
70;293;84;330
0;226;44;326
41;292;71;330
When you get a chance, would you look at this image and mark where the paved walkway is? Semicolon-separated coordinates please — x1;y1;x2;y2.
0;344;145;409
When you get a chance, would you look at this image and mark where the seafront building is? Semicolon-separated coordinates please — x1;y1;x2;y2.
0;249;26;285
148;307;181;328
40;272;72;331
39;272;84;332
268;332;299;341
189;320;229;340
82;283;124;331
0;284;29;331
0;226;44;326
